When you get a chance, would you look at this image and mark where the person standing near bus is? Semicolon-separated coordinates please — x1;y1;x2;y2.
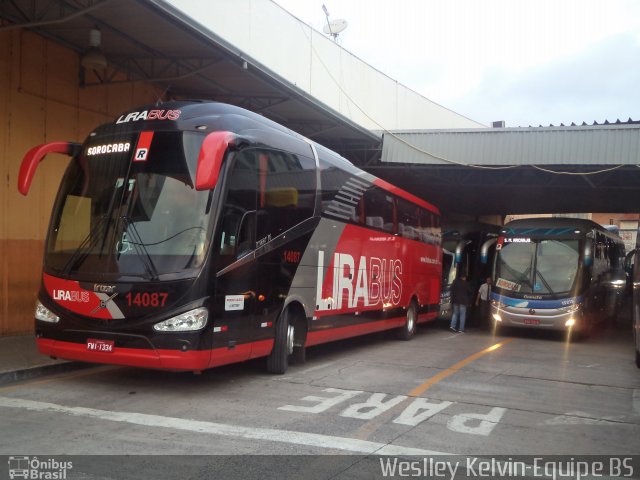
475;277;492;326
450;274;473;333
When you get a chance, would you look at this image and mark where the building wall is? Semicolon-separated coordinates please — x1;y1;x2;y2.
168;0;486;130
0;29;162;335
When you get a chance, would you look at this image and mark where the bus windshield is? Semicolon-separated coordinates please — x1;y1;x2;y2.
495;239;581;295
45;130;213;279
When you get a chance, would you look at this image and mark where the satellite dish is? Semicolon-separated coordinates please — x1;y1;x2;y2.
323;19;348;36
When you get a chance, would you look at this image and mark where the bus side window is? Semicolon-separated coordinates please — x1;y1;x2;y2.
256;149;316;242
397;198;419;240
416;209;440;245
363;187;394;234
217;150;258;268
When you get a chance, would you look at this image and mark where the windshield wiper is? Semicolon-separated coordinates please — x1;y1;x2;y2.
120;216;159;281
62;215;110;275
500;262;534;289
535;271;558;299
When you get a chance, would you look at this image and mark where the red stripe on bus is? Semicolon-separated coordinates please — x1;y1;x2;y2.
37;338;274;371
307;309;438;347
133;131;154;162
306;316;407;346
373;178;440;214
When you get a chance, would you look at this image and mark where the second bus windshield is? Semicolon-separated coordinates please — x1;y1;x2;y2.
495;239;581;295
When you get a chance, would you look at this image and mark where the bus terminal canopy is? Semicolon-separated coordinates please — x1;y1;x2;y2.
0;0;380;164
2;0;639;218
373;123;640;216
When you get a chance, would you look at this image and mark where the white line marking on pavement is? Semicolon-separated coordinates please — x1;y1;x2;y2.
0;396;449;456
278;361;337;380
295;361;336;375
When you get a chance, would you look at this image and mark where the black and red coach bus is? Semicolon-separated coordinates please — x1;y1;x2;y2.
18;101;442;374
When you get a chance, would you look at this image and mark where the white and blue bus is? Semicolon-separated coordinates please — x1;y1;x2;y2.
491;217;626;337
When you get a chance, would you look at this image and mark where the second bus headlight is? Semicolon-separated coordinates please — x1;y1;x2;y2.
153;308;208;332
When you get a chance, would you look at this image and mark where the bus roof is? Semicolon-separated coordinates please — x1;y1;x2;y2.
101;101;440;215
501;217;622;239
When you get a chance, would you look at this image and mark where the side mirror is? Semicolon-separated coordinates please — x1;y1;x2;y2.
18;142;81;195
195;131;236;191
479;237;497;264
454;239;472;264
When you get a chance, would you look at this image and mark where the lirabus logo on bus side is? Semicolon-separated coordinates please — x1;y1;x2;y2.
315;251;402;311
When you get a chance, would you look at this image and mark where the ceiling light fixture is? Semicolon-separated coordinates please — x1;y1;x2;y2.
81;29;107;70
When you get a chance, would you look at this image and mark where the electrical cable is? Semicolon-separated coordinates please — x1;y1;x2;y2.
299;22;630;176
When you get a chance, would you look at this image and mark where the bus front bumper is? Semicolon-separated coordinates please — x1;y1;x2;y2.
36;337;273;372
37;337;213;371
490;306;584;332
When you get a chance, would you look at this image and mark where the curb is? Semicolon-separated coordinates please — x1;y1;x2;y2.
0;362;91;387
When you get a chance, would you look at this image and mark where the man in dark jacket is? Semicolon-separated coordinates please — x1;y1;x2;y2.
449;274;473;333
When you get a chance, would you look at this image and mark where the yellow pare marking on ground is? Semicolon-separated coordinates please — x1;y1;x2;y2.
353;338;514;440
409;338;514;397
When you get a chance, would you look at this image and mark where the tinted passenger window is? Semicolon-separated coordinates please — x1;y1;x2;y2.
319;163;368;224
256;149;316;241
417;209;441;245
397;198;419;240
363;187;394;233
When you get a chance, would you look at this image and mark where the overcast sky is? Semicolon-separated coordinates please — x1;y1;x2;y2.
272;0;640;128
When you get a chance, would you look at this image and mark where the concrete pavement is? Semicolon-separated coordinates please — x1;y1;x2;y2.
0;334;85;385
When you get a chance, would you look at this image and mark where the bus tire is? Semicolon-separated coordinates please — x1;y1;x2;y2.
397;300;418;341
573;315;593;341
267;308;294;374
291;344;306;364
581;318;593;339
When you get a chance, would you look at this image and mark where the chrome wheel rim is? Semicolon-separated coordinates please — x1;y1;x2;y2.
407;308;416;332
286;323;295;355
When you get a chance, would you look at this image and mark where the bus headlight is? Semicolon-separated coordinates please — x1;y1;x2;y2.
492;313;502;322
153;308;208;332
565;318;576;327
35;301;60;323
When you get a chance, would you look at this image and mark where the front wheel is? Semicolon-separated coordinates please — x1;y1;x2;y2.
397;301;418;340
267;309;295;374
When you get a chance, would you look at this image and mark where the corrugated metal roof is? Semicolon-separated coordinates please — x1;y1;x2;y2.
381;123;640;166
